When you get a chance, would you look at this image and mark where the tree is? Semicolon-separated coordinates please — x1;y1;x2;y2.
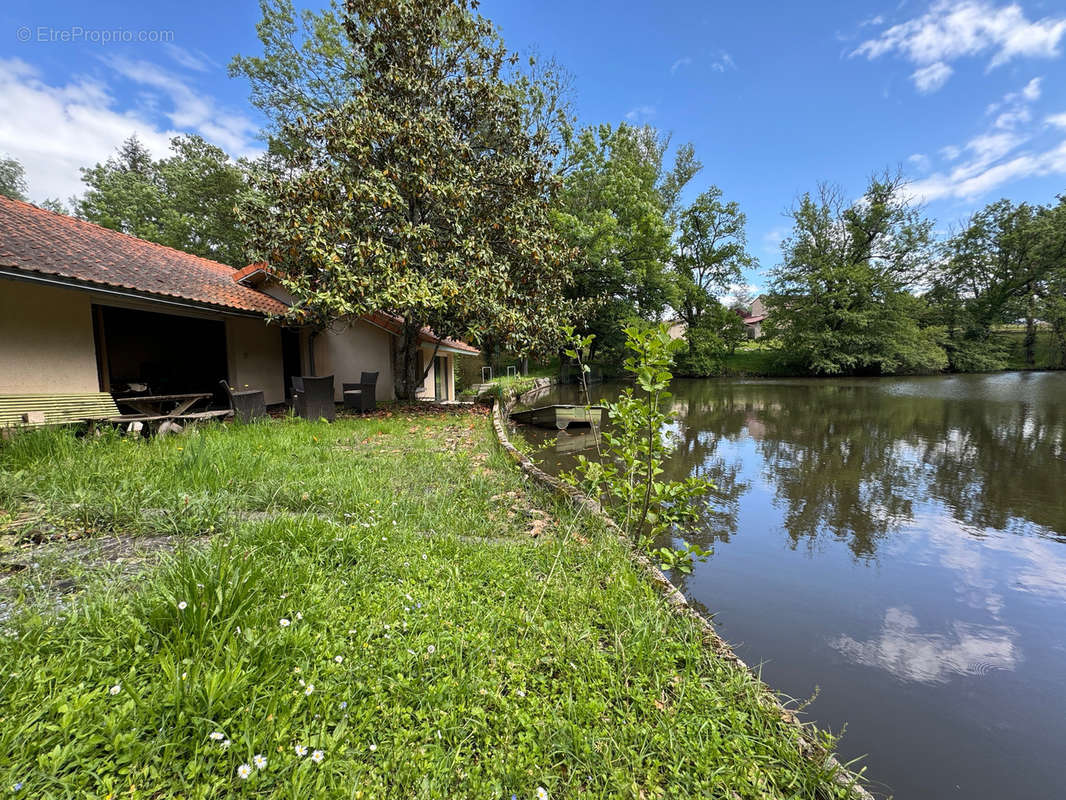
934;197;1066;370
230;0;359;156
241;0;573;400
766;173;947;375
675;302;748;377
78;135;252;267
554;123;700;362
673;186;756;329
0;155;28;202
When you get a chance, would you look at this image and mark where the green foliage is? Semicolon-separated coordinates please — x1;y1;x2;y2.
675;303;750;378
673;186;756;329
933;196;1066;371
766;173;947;375
229;0;358;156
0;154;28;202
241;0;573;400
77;135;253;267
554;124;700;363
565;325;714;573
0;414;854;798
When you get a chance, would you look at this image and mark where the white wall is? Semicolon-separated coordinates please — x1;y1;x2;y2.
314;318;396;401
0;278;99;394
226;317;286;404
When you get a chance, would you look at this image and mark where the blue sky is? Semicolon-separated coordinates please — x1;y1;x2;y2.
2;1;1065;289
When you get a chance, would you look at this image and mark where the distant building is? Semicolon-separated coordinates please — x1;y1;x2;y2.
666;318;687;340
742;296;768;339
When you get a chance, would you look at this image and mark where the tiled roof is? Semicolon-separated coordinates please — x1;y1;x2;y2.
0;195;287;316
365;311;480;355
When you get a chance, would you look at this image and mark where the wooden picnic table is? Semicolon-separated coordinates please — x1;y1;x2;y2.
114;393;213;418
85;392;232;436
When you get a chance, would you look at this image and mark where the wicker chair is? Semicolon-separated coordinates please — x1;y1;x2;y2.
219;380;267;423
292;375;336;422
342;372;379;413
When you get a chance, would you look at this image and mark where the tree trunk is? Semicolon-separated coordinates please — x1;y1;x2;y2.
1024;296;1037;367
307;330;318;376
393;321;422;401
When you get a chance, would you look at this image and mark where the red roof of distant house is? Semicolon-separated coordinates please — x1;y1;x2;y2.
0;195;288;316
364;311;480;355
742;314;767;325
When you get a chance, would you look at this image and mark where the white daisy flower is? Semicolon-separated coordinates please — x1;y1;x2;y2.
237;764;252;779
209;732;225;741
280;618;291;627
296;612;303;621
221;739;231;750
177;601;187;610
295;744;308;757
427;645;436;654
311;750;325;763
109;684;121;695
304;684;314;696
369;744;377;752
334;655;344;664
537;788;549;800
253;754;267;770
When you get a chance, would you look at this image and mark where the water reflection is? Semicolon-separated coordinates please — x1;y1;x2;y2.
522;373;1066;799
830;607;1020;683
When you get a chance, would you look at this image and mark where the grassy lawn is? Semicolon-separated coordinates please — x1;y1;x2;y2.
720;344;801;378
0;411;854;799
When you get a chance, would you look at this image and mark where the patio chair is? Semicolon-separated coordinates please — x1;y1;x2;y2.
219;380;267;423
342;371;379;413
292;374;336;422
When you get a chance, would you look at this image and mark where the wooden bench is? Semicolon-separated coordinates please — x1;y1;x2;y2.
0;393;122;429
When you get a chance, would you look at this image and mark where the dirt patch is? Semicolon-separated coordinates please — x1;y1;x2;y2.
0;533;196;622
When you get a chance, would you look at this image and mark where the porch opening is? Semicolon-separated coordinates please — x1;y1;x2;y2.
93;305;229;399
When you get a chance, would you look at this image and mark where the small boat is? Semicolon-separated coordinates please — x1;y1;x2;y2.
510;404;606;430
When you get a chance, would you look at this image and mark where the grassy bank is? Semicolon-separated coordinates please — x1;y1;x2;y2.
1;411;856;798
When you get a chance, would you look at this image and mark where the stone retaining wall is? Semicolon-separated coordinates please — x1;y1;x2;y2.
492;386;874;800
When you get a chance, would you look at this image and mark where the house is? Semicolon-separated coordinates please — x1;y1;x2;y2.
0;195;477;409
741;296;769;339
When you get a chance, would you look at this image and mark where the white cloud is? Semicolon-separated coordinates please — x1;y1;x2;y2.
853;1;1066;92
104;56;258;157
0;56;259;204
1047;112;1066;129
163;44;215;73
670;56;692;75
624;105;656;122
907;138;1066;202
908;152;933;171
912;61;953;92
905;75;1064;201
711;51;737;73
0;58;176;202
1021;75;1042;101
831;607;1019;684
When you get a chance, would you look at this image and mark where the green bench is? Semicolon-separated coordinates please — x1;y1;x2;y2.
0;392;122;429
0;393;233;434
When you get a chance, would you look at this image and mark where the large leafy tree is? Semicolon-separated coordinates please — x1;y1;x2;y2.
673;186;756;329
766;174;947;375
78;135;252;267
554;123;700;362
241;0;572;400
230;0;358;158
933;197;1066;370
0;155;28;202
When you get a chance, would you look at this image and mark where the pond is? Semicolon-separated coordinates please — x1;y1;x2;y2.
515;372;1066;800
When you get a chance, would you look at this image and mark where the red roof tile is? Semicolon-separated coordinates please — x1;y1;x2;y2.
0;196;287;316
364;311;480;355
